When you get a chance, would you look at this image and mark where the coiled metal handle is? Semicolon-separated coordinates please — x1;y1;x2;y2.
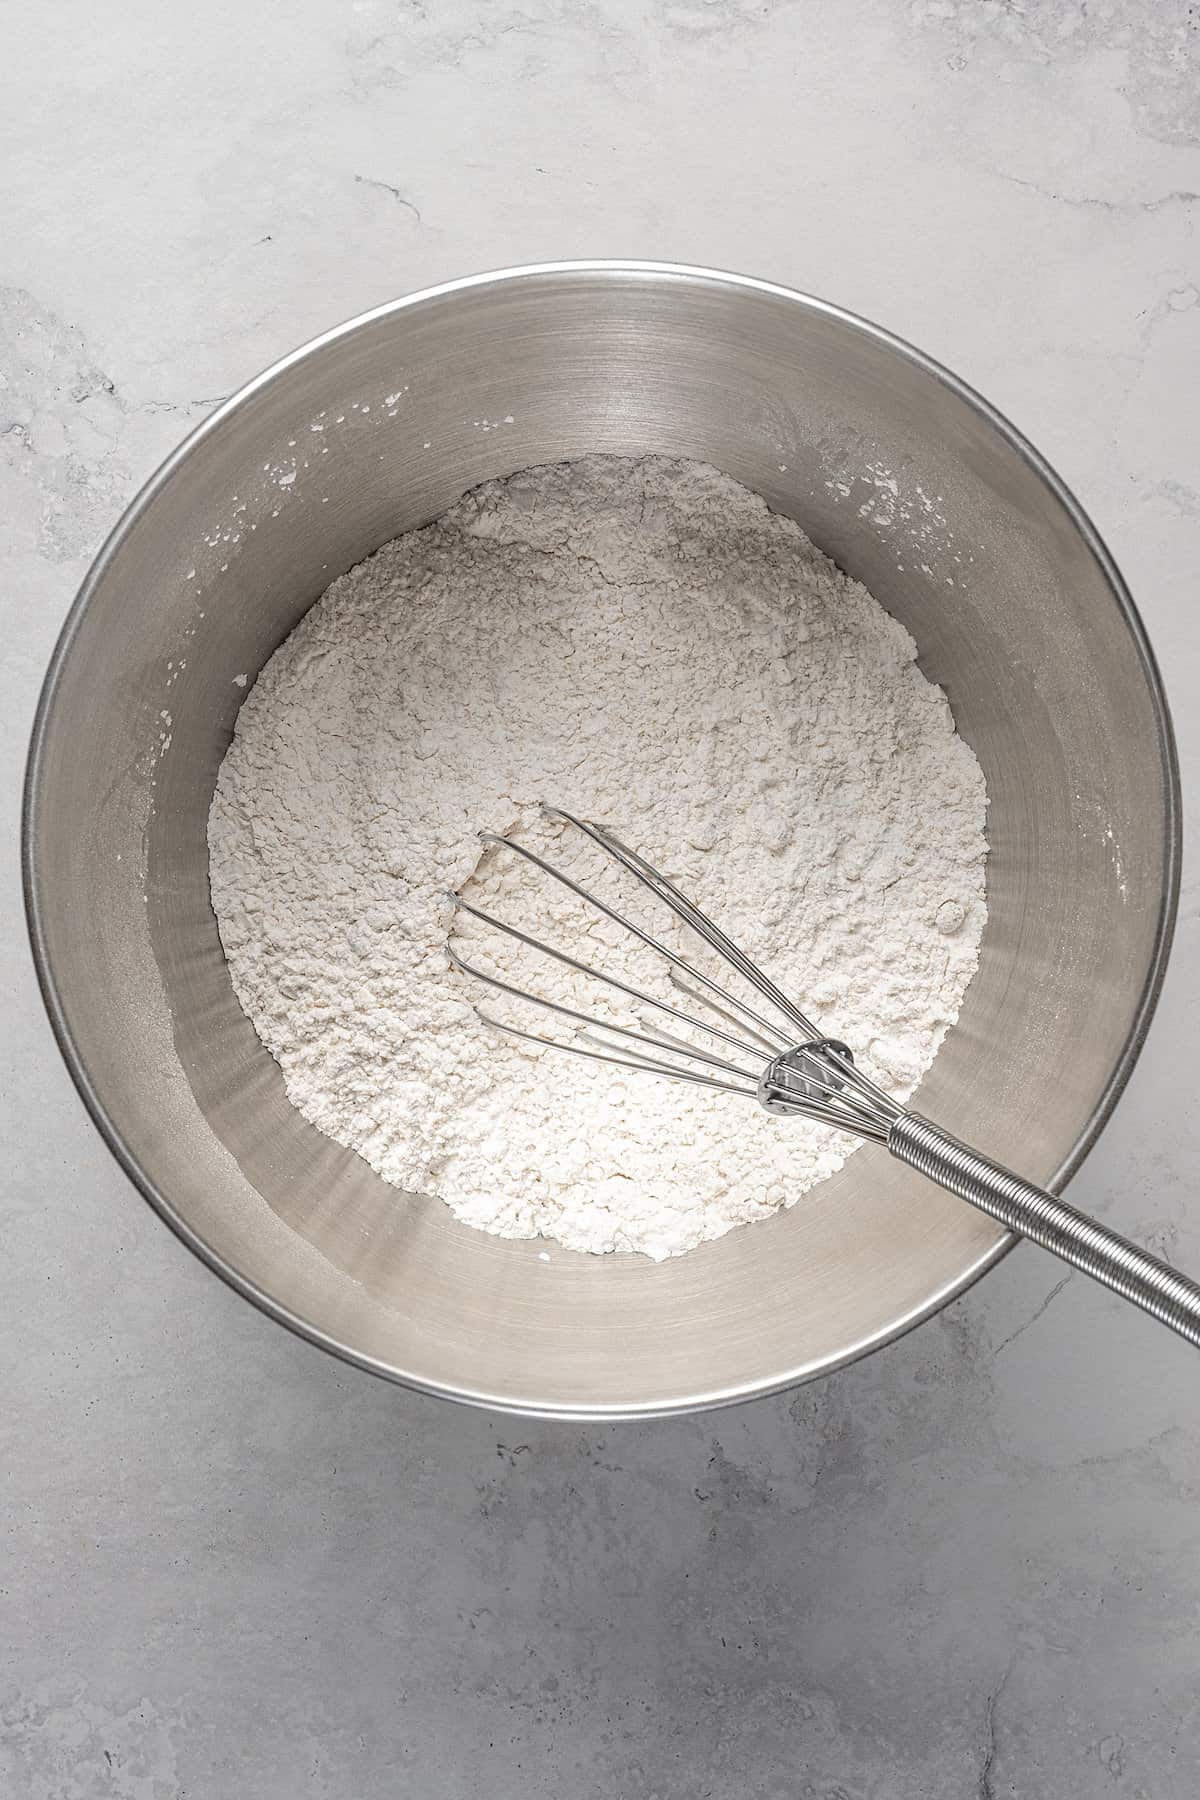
889;1113;1200;1349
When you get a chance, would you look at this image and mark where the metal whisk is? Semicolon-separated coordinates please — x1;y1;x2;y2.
448;805;1200;1350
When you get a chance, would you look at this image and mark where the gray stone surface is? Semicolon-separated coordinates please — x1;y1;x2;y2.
3;2;1200;1794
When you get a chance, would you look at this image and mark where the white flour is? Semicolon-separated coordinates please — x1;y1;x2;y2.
208;455;987;1260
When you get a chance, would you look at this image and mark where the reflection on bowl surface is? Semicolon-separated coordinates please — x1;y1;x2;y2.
24;263;1178;1416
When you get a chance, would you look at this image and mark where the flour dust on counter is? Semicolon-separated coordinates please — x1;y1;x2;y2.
208;455;987;1259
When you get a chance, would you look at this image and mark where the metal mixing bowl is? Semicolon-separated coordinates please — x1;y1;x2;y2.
24;262;1179;1418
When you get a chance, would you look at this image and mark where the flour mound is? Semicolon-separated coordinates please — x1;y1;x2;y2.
208;456;987;1259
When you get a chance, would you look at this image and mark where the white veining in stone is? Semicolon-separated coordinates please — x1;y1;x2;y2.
2;2;1199;1794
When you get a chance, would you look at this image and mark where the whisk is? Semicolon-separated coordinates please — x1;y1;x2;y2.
448;804;1200;1350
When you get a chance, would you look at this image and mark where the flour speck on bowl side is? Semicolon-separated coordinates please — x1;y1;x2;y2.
207;455;988;1259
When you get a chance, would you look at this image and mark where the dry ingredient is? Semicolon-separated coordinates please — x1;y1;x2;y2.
208;455;987;1260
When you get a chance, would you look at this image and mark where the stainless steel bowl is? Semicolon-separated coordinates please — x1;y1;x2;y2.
24;262;1179;1418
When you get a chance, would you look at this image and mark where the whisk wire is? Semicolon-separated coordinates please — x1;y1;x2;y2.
449;895;770;1068
483;825;791;1050
546;805;819;1040
666;969;782;1055
543;805;898;1117
449;806;901;1139
449;942;762;1084
473;1007;762;1097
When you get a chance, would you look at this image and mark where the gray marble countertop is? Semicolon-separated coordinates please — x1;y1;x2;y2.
3;4;1199;1795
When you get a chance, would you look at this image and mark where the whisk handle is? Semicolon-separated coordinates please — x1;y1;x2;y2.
889;1113;1200;1349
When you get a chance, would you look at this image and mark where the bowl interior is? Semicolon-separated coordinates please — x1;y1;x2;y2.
26;266;1177;1415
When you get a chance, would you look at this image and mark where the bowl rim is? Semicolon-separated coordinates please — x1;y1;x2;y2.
22;259;1182;1419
